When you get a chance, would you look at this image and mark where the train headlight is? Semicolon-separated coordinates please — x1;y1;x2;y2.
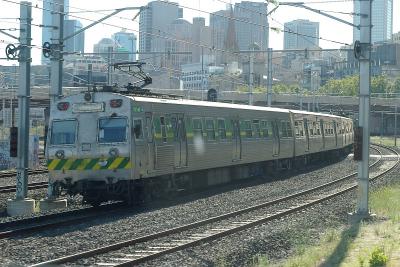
109;148;119;157
55;150;65;159
57;102;69;111
84;92;92;102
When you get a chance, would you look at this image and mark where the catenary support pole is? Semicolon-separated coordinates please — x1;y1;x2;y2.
107;47;113;86
249;52;254;105
395;105;397;146
49;0;64;104
356;0;372;217
267;48;272;106
47;0;64;199
15;1;32;199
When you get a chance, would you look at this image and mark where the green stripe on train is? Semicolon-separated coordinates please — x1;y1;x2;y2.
47;157;132;171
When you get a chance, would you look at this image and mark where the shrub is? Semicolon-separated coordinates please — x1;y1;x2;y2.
369;247;388;267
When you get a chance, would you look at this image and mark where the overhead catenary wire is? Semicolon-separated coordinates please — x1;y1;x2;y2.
0;0;355;84
24;0;350;55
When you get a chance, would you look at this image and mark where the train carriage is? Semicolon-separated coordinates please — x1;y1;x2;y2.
46;90;353;205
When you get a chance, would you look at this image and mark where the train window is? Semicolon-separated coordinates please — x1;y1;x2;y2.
295;121;304;137
193;118;203;138
205;119;215;141
286;122;293;137
98;117;127;143
315;122;321;136
217;119;227;140
309;121;314;136
50;119;77;145
280;121;287;138
160;116;167;143
133;119;143;140
252;120;260;138
243;120;252;138
261;120;271;138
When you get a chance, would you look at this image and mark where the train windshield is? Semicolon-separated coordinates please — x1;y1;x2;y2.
50;119;77;145
98;117;127;143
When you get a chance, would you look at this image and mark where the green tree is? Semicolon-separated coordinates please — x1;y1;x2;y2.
320;75;359;96
371;75;390;95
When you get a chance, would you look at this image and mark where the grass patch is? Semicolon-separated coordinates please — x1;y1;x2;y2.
370;136;400;147
253;183;400;267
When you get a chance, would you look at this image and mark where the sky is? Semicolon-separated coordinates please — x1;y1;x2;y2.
0;0;399;66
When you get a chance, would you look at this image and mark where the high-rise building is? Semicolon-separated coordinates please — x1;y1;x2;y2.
93;38;116;57
41;0;69;65
234;1;268;50
138;1;180;66
165;19;193;69
283;19;319;49
192;17;212;63
210;10;230;50
112;31;137;62
353;0;393;44
63;20;84;54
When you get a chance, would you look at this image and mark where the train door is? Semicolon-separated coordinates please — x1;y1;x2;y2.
272;120;280;156
171;113;187;168
231;119;241;161
333;121;338;147
320;119;325;149
303;118;310;152
132;117;145;179
145;112;156;172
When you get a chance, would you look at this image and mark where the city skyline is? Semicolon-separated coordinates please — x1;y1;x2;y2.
0;0;399;66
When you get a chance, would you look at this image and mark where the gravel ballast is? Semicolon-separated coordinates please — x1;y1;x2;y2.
0;150;394;266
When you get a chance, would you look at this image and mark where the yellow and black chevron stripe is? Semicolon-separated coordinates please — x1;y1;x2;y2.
47;157;132;171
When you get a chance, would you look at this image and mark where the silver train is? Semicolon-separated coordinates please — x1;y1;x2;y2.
46;90;354;205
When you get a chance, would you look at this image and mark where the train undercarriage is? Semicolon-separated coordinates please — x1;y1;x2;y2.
51;146;352;206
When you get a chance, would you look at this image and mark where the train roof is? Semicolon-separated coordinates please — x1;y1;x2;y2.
61;91;350;120
124;95;349;120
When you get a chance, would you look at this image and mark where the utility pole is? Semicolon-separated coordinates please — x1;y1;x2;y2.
6;1;35;216
49;0;64;105
107;47;113;86
267;48;272;106
356;0;372;217
267;0;371;218
249;51;254;105
15;1;32;200
395;105;397;146
44;0;64;202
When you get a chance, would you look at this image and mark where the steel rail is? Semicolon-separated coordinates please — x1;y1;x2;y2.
0;202;126;239
30;145;398;267
0;168;48;179
0;181;48;193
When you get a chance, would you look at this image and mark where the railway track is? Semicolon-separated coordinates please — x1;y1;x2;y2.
0;202;125;239
0;168;48;179
0;181;48;193
28;145;399;267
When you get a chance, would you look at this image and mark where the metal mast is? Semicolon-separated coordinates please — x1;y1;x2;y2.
356;0;372;217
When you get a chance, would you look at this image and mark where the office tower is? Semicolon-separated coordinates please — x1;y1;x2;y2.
192;17;211;63
138;1;180;66
284;19;320;49
93;38;116;57
41;0;69;64
234;1;269;50
353;0;393;44
112;31;137;62
63;20;84;54
210;9;230;65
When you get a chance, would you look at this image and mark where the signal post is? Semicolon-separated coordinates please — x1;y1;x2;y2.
6;2;36;216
